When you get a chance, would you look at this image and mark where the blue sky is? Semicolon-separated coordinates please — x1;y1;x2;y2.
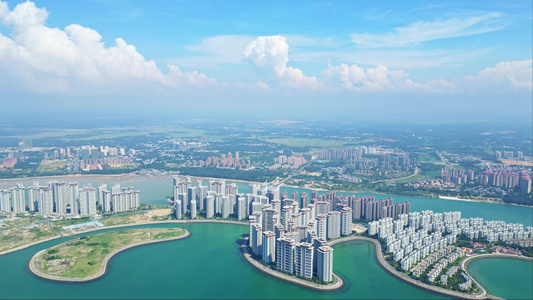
0;0;531;122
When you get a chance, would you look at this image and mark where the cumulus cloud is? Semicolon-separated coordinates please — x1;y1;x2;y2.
352;13;505;48
243;35;324;90
0;0;214;94
463;60;532;91
323;59;532;94
322;62;438;92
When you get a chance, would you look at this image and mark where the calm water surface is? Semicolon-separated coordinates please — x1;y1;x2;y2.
1;175;532;299
467;257;533;300
0;223;447;299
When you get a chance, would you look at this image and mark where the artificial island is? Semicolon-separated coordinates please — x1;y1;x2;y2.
2;174;531;299
29;228;189;282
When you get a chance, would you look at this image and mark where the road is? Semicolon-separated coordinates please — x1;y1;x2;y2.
437;151;453;169
272;157;317;188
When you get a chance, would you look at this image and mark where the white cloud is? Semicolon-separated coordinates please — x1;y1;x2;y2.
462;59;532;91
0;0;214;94
323;59;532;94
351;13;505;48
2;0;48;32
243;35;324;90
322;62;437;92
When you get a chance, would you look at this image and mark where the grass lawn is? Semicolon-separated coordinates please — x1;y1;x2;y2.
0;221;59;252
52;217;93;228
37;161;68;173
264;137;350;148
99;211;150;226
35;228;185;278
388;174;426;184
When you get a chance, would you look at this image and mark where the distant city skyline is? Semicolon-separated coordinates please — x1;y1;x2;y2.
0;0;531;122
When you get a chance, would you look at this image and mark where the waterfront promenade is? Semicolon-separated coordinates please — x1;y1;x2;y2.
29;229;190;282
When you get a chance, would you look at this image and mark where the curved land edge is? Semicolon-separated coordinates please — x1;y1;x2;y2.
29;229;191;282
0;219;247;257
461;253;533;299
240;245;344;291
12;219;531;297
329;236;505;299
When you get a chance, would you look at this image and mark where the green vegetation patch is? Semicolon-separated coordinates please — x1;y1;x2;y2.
35;228;185;279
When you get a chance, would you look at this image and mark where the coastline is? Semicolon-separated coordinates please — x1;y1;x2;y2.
461;253;533;298
29;229;191;282
329;236;503;300
5;218;528;298
1;172;529;208
0;219;247;257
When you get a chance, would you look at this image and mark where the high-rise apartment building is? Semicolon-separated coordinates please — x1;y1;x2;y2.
327;211;341;239
262;231;276;264
295;242;314;279
317;246;334;282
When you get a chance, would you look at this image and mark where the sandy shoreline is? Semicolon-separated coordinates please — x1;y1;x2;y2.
29;229;191;282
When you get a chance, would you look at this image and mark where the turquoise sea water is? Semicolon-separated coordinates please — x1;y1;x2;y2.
0;175;532;299
466;257;533;300
0;223;447;299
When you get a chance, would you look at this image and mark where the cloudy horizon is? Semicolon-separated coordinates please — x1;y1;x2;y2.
0;1;531;123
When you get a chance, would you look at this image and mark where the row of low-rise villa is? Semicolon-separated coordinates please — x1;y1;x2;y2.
440;266;459;285
427;249;464;283
368;209;532;293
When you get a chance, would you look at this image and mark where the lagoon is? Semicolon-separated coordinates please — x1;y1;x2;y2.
1;174;532;299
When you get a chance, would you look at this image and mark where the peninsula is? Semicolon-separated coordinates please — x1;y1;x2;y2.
29;228;189;282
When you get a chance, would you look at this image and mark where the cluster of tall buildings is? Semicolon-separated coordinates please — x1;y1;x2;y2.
0;182;139;216
274;155;307;167
319;147;413;172
495;151;524;161
173;176;241;220
477;170;531;193
441;168;475;185
343;196;410;221
79;145;133;160
174;177;383;283
249;193;350;283
185;151;251;169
